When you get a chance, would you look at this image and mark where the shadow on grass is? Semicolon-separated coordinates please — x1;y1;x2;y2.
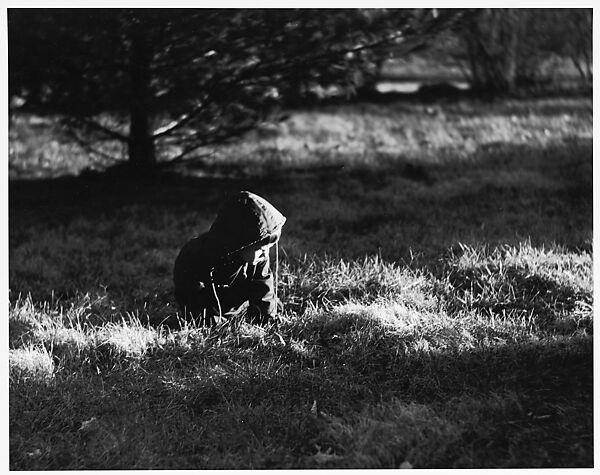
10;314;593;469
9;117;593;468
139;318;593;468
9;138;592;313
9;137;591;213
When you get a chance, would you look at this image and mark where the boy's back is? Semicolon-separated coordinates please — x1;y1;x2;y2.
173;191;286;325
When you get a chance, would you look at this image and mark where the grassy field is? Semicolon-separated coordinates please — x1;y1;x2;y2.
8;96;593;469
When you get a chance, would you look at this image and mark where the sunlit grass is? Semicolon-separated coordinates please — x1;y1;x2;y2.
9;239;593;468
202;97;592;174
9;97;592;179
9;345;55;382
9;96;593;468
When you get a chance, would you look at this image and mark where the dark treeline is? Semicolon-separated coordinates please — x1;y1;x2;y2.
8;9;592;175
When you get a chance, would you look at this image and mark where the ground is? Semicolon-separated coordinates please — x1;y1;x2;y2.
8;96;593;469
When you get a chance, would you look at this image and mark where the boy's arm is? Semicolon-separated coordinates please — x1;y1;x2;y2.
245;256;276;322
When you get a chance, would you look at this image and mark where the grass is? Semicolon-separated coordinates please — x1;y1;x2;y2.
8;95;593;468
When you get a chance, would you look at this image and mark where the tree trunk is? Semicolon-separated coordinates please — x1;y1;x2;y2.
502;9;524;93
464;9;523;95
128;19;156;175
129;107;155;173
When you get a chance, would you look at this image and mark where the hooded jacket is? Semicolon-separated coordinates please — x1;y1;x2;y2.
173;191;286;322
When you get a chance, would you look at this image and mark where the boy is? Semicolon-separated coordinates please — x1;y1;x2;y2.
173;191;286;326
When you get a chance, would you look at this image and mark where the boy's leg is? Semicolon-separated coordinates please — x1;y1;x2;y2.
212;286;249;320
175;288;215;326
175;286;258;325
218;287;271;324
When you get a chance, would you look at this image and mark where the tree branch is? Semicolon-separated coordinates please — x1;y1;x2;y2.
66;116;128;142
156;150;215;169
162;121;257;165
64;122;122;163
152;101;209;139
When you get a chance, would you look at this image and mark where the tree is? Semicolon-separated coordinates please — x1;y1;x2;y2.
522;9;592;87
457;8;592;94
566;10;593;86
460;9;525;93
9;9;460;175
354;9;470;99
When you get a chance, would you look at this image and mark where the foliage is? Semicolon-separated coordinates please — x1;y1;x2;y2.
520;9;592;85
8;8;460;172
457;9;592;93
9;97;593;468
459;9;523;92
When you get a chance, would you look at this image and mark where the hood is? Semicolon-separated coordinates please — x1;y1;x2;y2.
208;191;286;257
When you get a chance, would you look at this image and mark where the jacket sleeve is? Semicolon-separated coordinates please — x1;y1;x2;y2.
174;237;213;289
245;255;276;319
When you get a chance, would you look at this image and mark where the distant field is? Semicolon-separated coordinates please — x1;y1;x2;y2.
9;96;593;468
381;54;585;83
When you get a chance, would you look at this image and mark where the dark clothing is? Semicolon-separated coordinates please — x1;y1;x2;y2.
173;191;286;325
174;234;276;324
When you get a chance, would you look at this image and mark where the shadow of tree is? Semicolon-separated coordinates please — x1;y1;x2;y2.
9;139;592;314
116;320;593;467
10;297;593;469
9;138;592;224
9;105;593;468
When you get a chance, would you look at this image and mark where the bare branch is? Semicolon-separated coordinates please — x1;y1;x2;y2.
156;150;215;169
64;122;122;163
152;101;209;139
162;122;257;164
67;116;128;142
